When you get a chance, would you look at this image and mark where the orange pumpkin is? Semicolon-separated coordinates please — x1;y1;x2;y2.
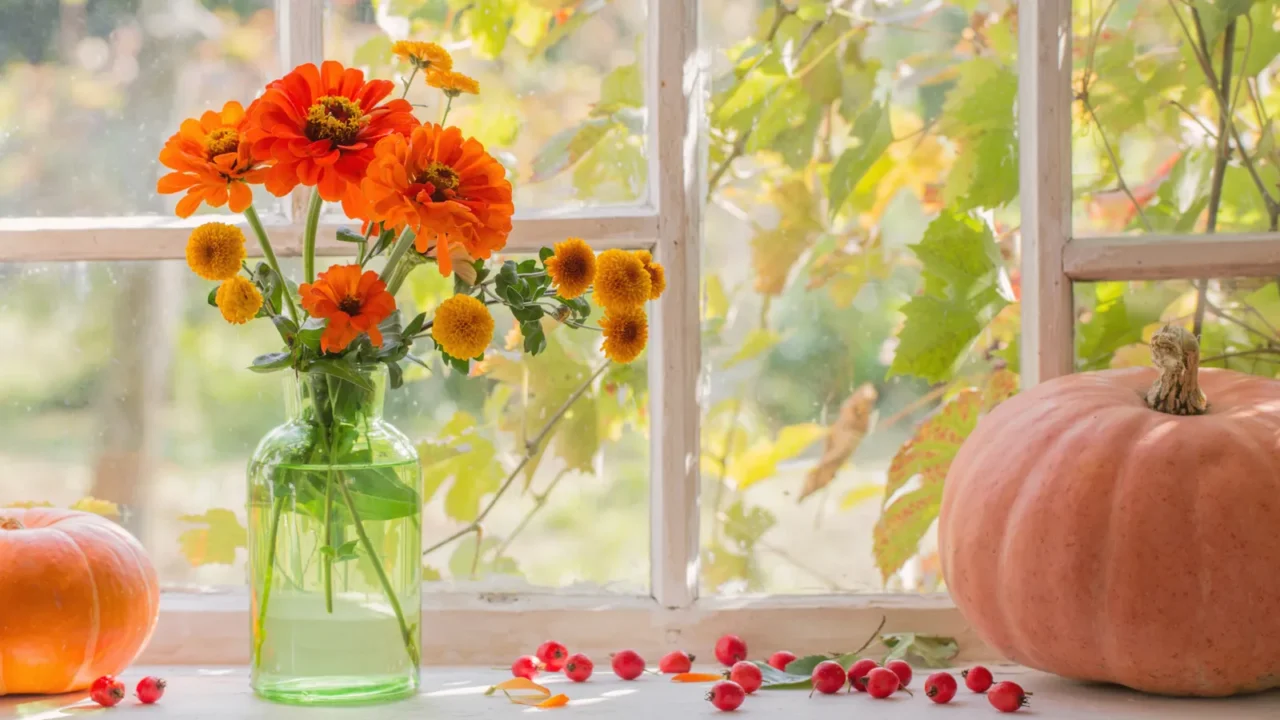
0;508;159;695
940;325;1280;697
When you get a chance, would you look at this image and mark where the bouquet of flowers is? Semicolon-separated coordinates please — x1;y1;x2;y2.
156;42;663;704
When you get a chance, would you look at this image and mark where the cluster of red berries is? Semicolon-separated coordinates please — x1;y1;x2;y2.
510;641;596;682
89;675;166;708
808;660;1029;714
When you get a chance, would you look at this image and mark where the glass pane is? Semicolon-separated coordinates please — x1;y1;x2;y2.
0;256;648;593
700;0;1019;595
324;0;648;212
0;1;279;218
1072;1;1280;235
1076;278;1280;376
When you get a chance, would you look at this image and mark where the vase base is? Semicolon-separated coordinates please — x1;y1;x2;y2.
253;674;418;706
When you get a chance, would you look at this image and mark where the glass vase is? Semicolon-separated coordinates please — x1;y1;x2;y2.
248;366;421;705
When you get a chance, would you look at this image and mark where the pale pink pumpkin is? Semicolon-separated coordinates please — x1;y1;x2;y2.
940;325;1280;697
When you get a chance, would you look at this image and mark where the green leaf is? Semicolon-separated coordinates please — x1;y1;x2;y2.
470;0;515;58
723;328;782;369
751;661;813;690
780;655;835;678
722;501;776;551
448;535;521;579
335;227;366;243
342;466;420;521
880;634;959;668
948;127;1018;211
309;359;375;392
1076;282;1139;370
177;509;247;566
595;63;643;113
889;211;1008;383
207;286;219;308
530;118;617;182
249;351;292;373
828;101;893;220
940;58;1017;135
298;317;326;351
352;35;392;68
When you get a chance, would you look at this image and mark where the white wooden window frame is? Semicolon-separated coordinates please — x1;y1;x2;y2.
10;0;1257;666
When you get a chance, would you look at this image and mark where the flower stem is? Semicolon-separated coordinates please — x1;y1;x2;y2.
302;189;323;284
379;228;418;290
244;205;300;322
253;495;286;668
335;477;420;666
440;96;454;125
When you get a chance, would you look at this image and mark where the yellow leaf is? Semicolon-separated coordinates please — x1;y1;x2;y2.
728;441;777;490
773;423;827;458
800;384;878;501
485;677;550;697
840;482;884;510
704;273;729;321
723;328;782;370
4;501;53;509
672;673;724;683
178;509;247;566
69;497;120;518
511;693;570;707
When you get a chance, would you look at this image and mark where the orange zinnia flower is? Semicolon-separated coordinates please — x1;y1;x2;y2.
157;101;267;217
360;123;513;276
245;61;418;218
298;264;397;353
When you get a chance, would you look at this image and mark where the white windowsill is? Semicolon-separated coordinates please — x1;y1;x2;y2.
5;665;1279;719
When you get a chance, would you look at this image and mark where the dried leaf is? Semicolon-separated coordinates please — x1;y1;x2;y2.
672;673;726;683
524;693;570;708
800;383;878;501
70;497;120;518
486;677;550;698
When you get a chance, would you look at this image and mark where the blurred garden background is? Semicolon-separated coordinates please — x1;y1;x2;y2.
1;0;1278;596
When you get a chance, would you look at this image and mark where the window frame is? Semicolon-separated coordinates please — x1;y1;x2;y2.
22;0;1258;664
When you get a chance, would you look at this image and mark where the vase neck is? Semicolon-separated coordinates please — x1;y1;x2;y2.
287;367;387;425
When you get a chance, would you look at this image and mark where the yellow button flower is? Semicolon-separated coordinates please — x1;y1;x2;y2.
391;41;453;72
432;294;494;360
633;249;666;300
545;237;596;299
600;306;649;364
593;249;651;312
216;275;263;325
186;222;247;281
427;70;480;98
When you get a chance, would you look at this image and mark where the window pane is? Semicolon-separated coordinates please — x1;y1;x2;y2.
1072;1;1280;235
1076;278;1280;376
700;1;1019;595
0;256;648;593
324;0;648;212
0;1;279;218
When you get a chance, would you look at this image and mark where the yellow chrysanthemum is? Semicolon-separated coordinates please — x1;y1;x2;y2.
215;275;262;325
427;70;480;97
633;250;666;300
186;222;247;281
432;294;494;359
600;306;649;364
545;237;596;299
391;41;453;72
593;249;652;311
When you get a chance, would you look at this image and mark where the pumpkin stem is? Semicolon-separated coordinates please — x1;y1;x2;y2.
1146;324;1208;416
0;517;23;530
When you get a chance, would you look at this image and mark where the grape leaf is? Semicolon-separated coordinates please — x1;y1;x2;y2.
1077;282;1140;371
69;497;120;518
828;101;893;220
178;509;247;566
874;371;1018;580
948;127;1018;211
889;211;1008;383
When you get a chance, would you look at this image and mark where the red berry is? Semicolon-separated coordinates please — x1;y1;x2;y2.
924;671;958;704
767;650;797;672
714;634;748;666
885;659;913;688
658;650;695;674
135;675;166;704
847;658;879;692
988;681;1032;713
511;655;541;680
707;680;746;711
810;660;846;695
728;661;763;694
865;667;901;699
963;665;994;692
89;675;125;708
611;649;645;680
564;653;594;683
536;641;569;672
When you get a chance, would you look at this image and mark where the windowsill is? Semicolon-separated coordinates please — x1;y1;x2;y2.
6;666;1279;719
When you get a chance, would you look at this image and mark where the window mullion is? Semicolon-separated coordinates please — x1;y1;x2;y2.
1018;0;1074;386
648;0;704;610
277;0;325;248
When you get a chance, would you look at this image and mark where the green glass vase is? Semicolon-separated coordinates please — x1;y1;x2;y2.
248;366;421;705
